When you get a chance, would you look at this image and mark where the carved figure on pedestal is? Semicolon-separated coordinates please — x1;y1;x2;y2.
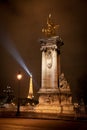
59;73;70;90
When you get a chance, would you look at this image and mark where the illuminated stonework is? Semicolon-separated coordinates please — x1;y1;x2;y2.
34;36;74;114
35;15;74;114
40;36;63;90
35;36;64;113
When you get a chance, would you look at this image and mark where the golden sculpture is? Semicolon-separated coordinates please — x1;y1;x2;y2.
42;14;59;37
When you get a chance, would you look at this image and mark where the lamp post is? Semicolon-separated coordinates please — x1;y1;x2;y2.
16;71;22;116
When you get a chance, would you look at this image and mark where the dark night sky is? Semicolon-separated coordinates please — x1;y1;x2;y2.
0;0;87;101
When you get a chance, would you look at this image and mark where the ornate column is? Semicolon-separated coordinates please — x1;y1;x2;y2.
39;36;63;93
35;14;64;113
35;14;74;114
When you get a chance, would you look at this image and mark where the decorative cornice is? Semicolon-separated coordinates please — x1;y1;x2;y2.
40;36;64;52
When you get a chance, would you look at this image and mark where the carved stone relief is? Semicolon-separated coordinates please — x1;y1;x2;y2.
46;49;53;69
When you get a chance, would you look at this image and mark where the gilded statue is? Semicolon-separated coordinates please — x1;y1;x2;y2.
42;14;59;37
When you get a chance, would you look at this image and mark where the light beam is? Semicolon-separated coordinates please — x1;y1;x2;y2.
0;31;32;77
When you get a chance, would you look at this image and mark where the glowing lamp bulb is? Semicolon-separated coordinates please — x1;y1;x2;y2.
17;72;22;80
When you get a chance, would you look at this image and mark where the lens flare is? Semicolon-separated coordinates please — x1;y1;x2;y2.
0;32;31;76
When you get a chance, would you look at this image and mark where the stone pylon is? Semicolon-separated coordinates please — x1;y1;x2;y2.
35;14;74;114
35;14;63;113
35;36;63;113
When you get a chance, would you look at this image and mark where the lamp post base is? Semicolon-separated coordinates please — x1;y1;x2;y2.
16;111;20;116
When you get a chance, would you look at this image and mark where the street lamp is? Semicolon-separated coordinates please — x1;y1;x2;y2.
16;71;22;116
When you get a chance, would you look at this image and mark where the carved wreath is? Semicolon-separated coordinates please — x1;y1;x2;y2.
46;50;53;68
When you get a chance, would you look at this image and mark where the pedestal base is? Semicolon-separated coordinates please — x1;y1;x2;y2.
62;104;74;114
34;92;61;113
35;104;61;113
34;92;74;114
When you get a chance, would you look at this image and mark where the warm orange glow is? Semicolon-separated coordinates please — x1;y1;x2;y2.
27;76;33;99
17;73;22;80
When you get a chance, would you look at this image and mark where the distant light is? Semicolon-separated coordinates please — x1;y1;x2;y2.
17;72;22;80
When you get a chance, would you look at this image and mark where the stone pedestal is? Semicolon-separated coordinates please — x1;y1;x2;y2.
35;36;63;113
35;88;61;113
35;36;74;114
